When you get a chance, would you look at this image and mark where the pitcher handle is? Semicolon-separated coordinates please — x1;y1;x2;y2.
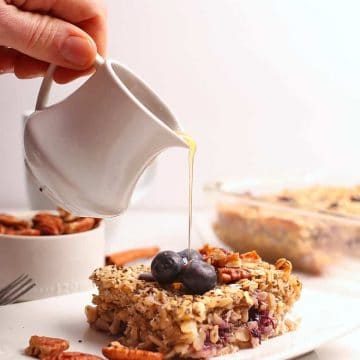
35;54;105;111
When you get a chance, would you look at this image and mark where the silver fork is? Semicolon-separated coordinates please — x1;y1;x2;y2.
0;274;36;306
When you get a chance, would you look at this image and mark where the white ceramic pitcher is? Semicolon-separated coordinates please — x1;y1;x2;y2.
24;55;188;217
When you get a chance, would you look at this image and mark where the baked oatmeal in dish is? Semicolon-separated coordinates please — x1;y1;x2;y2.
264;185;360;217
213;185;360;275
86;245;301;359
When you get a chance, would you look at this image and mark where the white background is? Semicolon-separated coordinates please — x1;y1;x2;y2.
1;0;360;210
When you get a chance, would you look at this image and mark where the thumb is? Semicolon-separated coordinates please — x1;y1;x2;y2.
0;3;97;70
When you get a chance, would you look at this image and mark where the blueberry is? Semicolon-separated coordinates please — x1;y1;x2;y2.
178;249;203;262
248;307;260;322
151;251;183;284
181;260;217;294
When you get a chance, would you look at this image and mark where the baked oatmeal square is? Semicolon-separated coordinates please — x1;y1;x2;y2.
86;246;301;359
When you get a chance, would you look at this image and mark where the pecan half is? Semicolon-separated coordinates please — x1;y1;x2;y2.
218;267;251;284
57;208;102;231
275;258;292;274
25;335;69;358
0;214;30;229
14;228;41;236
33;214;64;235
200;244;241;267
102;341;164;360
4;227;16;235
63;218;95;234
0;224;7;234
41;352;103;360
57;208;79;223
239;251;261;262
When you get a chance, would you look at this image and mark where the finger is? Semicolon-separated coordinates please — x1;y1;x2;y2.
53;66;95;84
7;0;107;24
0;46;88;82
0;3;97;70
13;53;48;78
6;0;107;56
52;13;107;83
0;47;18;73
77;14;107;57
7;0;107;56
0;47;48;78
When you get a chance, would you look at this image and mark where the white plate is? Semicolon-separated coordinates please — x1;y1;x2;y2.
0;288;359;360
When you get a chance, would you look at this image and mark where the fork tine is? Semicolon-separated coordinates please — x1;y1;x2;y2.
0;274;28;297
0;277;34;303
1;282;36;305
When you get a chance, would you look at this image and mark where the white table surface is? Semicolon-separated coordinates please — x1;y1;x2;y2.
106;209;360;360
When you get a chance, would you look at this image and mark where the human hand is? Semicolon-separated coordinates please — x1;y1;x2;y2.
0;0;106;83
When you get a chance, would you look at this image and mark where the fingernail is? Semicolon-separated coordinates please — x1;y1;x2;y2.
23;73;45;79
60;36;95;67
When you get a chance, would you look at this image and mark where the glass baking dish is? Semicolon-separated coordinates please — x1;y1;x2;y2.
204;179;360;275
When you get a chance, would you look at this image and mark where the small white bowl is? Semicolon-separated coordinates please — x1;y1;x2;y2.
0;211;105;301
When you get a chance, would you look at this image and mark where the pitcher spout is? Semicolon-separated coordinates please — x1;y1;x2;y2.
160;128;190;150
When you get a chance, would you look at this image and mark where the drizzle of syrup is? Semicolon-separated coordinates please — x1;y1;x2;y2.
176;132;197;253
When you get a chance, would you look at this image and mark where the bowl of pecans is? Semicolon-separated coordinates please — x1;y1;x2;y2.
0;209;105;301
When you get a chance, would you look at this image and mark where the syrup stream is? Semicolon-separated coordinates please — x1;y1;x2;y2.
176;132;197;253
